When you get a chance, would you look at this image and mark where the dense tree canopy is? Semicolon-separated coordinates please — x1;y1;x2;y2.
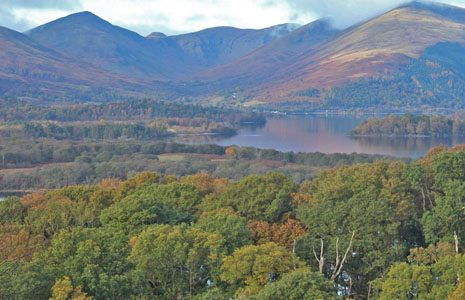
3;146;465;299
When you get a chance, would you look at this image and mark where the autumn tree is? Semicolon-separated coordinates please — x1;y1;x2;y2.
220;242;304;297
50;276;93;300
247;219;306;249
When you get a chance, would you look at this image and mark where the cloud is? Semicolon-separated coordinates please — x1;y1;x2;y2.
286;0;409;28
0;0;465;35
76;0;311;35
0;0;81;31
287;0;465;28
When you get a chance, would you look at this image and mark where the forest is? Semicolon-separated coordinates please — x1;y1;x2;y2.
351;114;465;137
0;98;266;125
324;43;465;110
0;138;388;191
2;145;465;299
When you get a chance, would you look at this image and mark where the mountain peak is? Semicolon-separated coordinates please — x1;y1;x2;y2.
397;1;465;22
25;11;110;35
146;32;167;40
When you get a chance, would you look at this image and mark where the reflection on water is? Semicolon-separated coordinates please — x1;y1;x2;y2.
169;115;465;158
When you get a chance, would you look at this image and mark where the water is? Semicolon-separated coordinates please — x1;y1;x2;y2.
0;191;25;200
172;115;465;158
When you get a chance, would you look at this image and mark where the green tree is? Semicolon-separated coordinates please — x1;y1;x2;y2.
0;197;26;225
130;224;223;299
296;161;417;297
13;227;145;300
379;254;465;299
100;182;201;230
252;268;337;300
195;208;253;254
218;173;297;222
220;242;304;298
422;180;465;247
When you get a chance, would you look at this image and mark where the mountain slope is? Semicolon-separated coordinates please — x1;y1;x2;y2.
26;12;186;79
199;19;340;92
167;23;300;69
0;25;131;99
27;12;299;80
204;1;465;103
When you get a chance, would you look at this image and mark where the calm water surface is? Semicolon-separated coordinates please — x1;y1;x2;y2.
172;115;465;158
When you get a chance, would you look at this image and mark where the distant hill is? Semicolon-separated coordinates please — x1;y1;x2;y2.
27;12;298;80
26;12;184;79
0;25;135;100
207;1;465;105
2;1;465;108
168;23;300;70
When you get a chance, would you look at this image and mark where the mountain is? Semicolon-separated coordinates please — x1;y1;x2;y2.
167;23;300;69
0;25;129;100
26;12;200;80
146;32;167;40
203;1;465;104
27;12;299;80
4;1;465;108
199;19;340;94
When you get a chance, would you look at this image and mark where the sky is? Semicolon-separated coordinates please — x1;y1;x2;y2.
1;0;465;36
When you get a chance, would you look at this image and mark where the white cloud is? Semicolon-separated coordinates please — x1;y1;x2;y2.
76;0;314;35
1;0;465;35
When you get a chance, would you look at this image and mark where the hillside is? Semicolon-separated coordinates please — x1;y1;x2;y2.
27;12;298;80
168;23;300;70
2;2;465;108
26;12;186;79
0;25;135;100
206;2;465;104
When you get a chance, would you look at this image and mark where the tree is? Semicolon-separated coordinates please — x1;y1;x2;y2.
422;180;465;247
195;208;253;254
130;224;223;299
0;225;45;266
296;161;417;297
225;147;238;159
430;150;465;190
220;242;304;297
0;197;26;225
378;254;465;299
252;268;337;300
50;276;93;300
218;173;297;222
100;182;201;230
14;227;145;300
247;218;306;249
180;171;216;195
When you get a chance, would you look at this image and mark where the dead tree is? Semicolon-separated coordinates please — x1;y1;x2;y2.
312;231;356;282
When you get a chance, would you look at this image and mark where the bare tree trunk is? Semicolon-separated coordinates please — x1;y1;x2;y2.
367;281;372;300
425;183;433;208
420;187;426;211
312;239;325;274
331;231;355;281
292;239;297;270
454;231;459;253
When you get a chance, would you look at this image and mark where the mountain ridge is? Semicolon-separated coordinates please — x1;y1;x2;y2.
2;1;465;108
